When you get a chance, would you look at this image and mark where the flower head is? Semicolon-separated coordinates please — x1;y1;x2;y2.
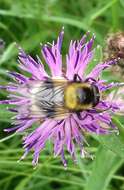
107;87;124;115
0;28;123;166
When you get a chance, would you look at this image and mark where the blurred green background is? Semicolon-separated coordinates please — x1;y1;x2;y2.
0;0;124;190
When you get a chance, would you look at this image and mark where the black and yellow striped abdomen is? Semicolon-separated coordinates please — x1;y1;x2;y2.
29;79;100;119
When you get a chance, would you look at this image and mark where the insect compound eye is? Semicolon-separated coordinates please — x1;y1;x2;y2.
76;88;86;104
76;85;100;106
92;85;100;107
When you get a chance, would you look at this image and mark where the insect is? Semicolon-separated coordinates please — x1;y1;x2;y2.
27;74;100;120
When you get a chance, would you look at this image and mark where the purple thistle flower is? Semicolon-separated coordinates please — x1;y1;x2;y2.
0;28;123;166
107;87;124;115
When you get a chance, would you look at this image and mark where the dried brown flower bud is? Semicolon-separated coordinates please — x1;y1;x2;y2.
104;32;124;79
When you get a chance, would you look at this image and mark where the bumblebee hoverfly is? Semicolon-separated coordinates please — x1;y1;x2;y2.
27;74;100;120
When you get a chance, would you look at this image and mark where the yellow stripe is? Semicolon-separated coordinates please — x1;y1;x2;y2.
64;85;77;109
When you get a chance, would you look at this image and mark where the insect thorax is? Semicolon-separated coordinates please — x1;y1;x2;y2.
64;82;100;111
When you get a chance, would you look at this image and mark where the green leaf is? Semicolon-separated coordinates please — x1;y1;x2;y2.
0;105;13;122
88;0;118;23
84;146;123;190
0;42;16;65
112;117;124;143
0;31;49;65
91;117;124;159
0;133;16;143
96;134;124;159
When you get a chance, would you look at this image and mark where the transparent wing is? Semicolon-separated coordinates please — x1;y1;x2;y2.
28;79;70;119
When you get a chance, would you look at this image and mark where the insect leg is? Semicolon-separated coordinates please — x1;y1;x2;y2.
73;74;82;82
85;77;97;83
